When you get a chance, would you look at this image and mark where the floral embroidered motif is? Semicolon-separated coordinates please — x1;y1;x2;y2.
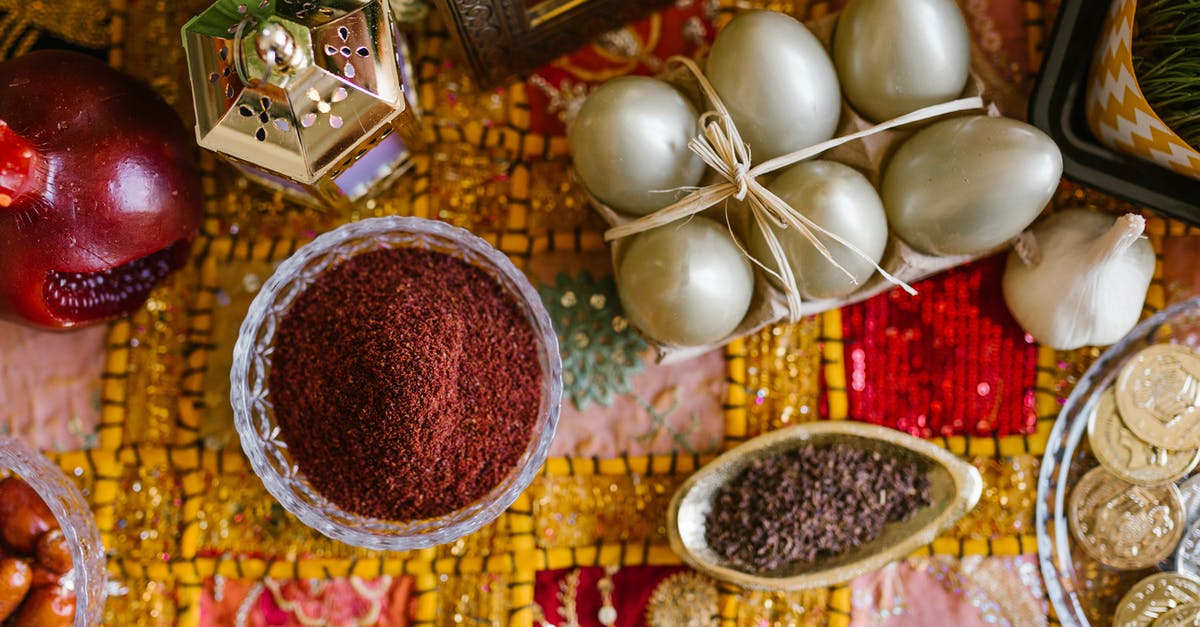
527;75;590;125
539;271;646;410
632;389;711;454
644;571;718;627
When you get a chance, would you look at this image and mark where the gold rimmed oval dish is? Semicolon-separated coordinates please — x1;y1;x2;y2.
666;420;983;590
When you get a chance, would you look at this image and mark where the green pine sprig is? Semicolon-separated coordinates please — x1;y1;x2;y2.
1133;0;1200;149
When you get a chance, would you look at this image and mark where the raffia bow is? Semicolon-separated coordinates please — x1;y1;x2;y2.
604;56;986;319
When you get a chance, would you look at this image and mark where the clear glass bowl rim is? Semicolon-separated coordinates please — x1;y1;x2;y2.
230;216;563;551
0;435;107;627
1036;295;1200;626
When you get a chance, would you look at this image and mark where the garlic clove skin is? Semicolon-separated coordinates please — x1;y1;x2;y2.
1002;209;1155;351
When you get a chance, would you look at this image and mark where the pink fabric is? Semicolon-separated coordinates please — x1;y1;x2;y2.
1162;233;1200;304
0;320;105;450
526;251;727;458
199;576;414;626
849;556;1047;627
549;347;726;457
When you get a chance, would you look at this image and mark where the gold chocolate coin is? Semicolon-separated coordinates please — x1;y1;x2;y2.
1156;603;1200;627
1067;466;1183;570
1113;572;1200;626
1088;387;1200;486
1116;344;1200;450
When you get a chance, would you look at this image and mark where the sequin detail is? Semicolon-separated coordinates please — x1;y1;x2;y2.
842;257;1039;438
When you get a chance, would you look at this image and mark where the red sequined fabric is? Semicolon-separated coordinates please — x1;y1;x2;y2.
841;255;1039;438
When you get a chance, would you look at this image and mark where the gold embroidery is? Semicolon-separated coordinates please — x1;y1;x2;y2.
530;475;684;548
551;16;665;82
951;456;1039;539
741;319;825;439
644;571;719;627
441;574;507;627
596;566;618;626
43;1;1070;625
556;569;581;627
0;0;110;53
959;556;1049;627
738;588;830;627
102;578;177;627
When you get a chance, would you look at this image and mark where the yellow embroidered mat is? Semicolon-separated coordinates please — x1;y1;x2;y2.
0;0;1188;625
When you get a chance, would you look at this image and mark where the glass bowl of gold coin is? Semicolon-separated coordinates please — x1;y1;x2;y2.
1038;296;1200;626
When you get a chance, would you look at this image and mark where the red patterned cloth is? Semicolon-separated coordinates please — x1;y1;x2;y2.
525;4;713;136
199;576;414;626
534;566;695;627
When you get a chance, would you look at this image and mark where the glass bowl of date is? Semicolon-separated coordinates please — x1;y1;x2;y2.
0;436;107;627
1037;295;1200;626
231;216;563;551
666;420;983;591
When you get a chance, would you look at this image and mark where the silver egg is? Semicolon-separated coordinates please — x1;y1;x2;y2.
617;216;754;346
833;0;970;123
705;11;842;164
569;76;707;216
882;115;1063;256
747;161;887;299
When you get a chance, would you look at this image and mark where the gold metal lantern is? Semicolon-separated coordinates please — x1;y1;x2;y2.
182;0;421;210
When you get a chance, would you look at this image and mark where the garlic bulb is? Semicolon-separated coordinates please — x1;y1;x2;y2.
1002;209;1155;351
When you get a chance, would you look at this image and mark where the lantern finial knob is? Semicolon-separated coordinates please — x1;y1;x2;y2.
255;22;298;72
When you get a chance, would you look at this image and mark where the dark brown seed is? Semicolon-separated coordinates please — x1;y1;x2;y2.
704;443;931;573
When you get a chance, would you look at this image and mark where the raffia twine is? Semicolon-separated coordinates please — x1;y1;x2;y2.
604;56;985;321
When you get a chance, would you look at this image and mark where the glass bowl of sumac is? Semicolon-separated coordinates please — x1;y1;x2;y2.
231;216;563;551
0;436;107;627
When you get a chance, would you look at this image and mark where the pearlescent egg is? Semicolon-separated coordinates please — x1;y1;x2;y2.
833;0;971;123
568;76;707;216
705;11;842;164
617;217;754;346
882;115;1063;256
747;161;887;299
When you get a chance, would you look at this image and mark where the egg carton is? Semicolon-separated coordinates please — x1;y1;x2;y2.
587;11;1024;364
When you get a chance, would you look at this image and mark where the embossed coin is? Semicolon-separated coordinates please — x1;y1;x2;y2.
1167;476;1200;570
1174;518;1200;579
1181;475;1200;530
1067;466;1183;570
1088;387;1200;486
1116;344;1200;449
1156;603;1200;627
1113;573;1200;626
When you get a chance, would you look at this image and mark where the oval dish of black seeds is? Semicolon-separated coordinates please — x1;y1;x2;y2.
666;421;983;590
706;444;932;572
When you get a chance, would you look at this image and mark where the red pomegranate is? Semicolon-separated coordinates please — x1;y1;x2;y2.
0;50;202;329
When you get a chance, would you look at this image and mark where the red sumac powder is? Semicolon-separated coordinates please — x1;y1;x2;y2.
268;246;542;521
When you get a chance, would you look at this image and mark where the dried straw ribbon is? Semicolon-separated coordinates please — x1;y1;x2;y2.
604;56;986;319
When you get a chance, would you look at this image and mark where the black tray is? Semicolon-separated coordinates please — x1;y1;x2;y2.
1028;0;1200;226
